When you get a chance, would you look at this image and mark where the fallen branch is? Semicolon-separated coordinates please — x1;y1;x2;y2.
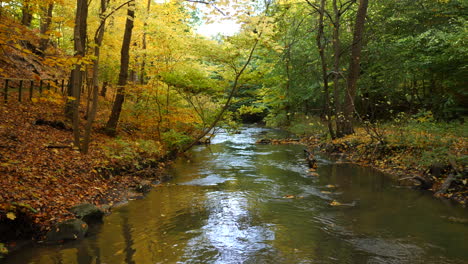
399;176;432;190
435;160;460;195
46;145;73;149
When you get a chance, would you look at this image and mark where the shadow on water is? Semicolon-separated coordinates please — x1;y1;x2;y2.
4;127;468;264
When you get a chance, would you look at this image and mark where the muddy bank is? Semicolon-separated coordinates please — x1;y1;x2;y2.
254;132;466;205
303;136;467;206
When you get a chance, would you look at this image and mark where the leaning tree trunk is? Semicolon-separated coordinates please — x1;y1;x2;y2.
342;0;369;135
105;1;135;136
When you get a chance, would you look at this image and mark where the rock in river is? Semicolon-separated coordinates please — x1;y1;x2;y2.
45;219;88;242
69;203;104;224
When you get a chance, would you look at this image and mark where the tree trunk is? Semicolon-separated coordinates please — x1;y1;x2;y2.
39;3;54;53
332;0;344;137
342;0;368;135
316;0;335;139
180;30;263;154
140;0;151;85
100;81;108;97
105;1;135;136
82;0;109;154
70;0;89;150
285;44;292;124
21;1;33;27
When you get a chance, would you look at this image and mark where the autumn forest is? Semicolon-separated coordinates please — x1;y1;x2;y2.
0;0;467;261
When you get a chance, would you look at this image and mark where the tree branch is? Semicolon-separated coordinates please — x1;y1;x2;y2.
94;0;134;41
306;0;334;25
340;0;356;15
185;0;226;16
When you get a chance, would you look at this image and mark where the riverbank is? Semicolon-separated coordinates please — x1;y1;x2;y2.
301;124;467;205
0;101;172;257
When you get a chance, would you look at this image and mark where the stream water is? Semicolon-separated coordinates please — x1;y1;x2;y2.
4;127;468;264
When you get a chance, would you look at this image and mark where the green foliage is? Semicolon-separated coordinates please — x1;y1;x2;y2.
383;112;467;168
266;113;327;137
239;0;467;128
102;138;161;164
161;130;193;151
265;111;289;127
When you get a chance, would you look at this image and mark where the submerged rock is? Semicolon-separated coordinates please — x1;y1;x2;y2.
135;184;152;194
256;139;271;144
45;219;88;242
69;203;104;224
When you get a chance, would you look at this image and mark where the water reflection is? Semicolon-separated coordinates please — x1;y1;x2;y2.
4;127;468;264
180;191;275;264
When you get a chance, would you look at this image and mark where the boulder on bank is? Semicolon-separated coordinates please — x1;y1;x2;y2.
45;219;88;242
69;203;104;224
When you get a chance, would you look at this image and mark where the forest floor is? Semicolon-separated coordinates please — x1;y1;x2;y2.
302;124;468;205
0;100;170;249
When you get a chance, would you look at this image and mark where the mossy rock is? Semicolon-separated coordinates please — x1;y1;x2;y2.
45;219;88;242
69;203;104;224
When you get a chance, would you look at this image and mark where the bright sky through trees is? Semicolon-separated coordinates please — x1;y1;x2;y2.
192;1;243;37
197;19;240;37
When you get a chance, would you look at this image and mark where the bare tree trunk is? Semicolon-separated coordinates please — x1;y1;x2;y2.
39;3;54;53
316;0;335;139
332;0;343;137
342;0;368;135
165;83;171;130
70;0;88;150
105;1;135;136
284;45;292;123
82;0;109;154
100;81;108;97
21;1;33;27
140;0;151;84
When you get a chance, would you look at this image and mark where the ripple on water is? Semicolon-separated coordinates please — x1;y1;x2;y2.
180;191;275;264
181;174;235;186
349;238;424;263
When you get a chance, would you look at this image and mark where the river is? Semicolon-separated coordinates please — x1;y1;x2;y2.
4;127;468;264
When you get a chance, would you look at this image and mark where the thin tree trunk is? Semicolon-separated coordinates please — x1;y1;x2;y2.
316;0;335;139
165;83;170;130
82;0;108;154
140;0;151;84
39;3;54;53
100;81;108;97
105;1;135;136
21;1;33;27
70;0;88;150
343;0;368;135
285;45;292;123
180;31;263;154
332;0;343;137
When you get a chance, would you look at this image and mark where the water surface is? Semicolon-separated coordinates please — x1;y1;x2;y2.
5;127;468;264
